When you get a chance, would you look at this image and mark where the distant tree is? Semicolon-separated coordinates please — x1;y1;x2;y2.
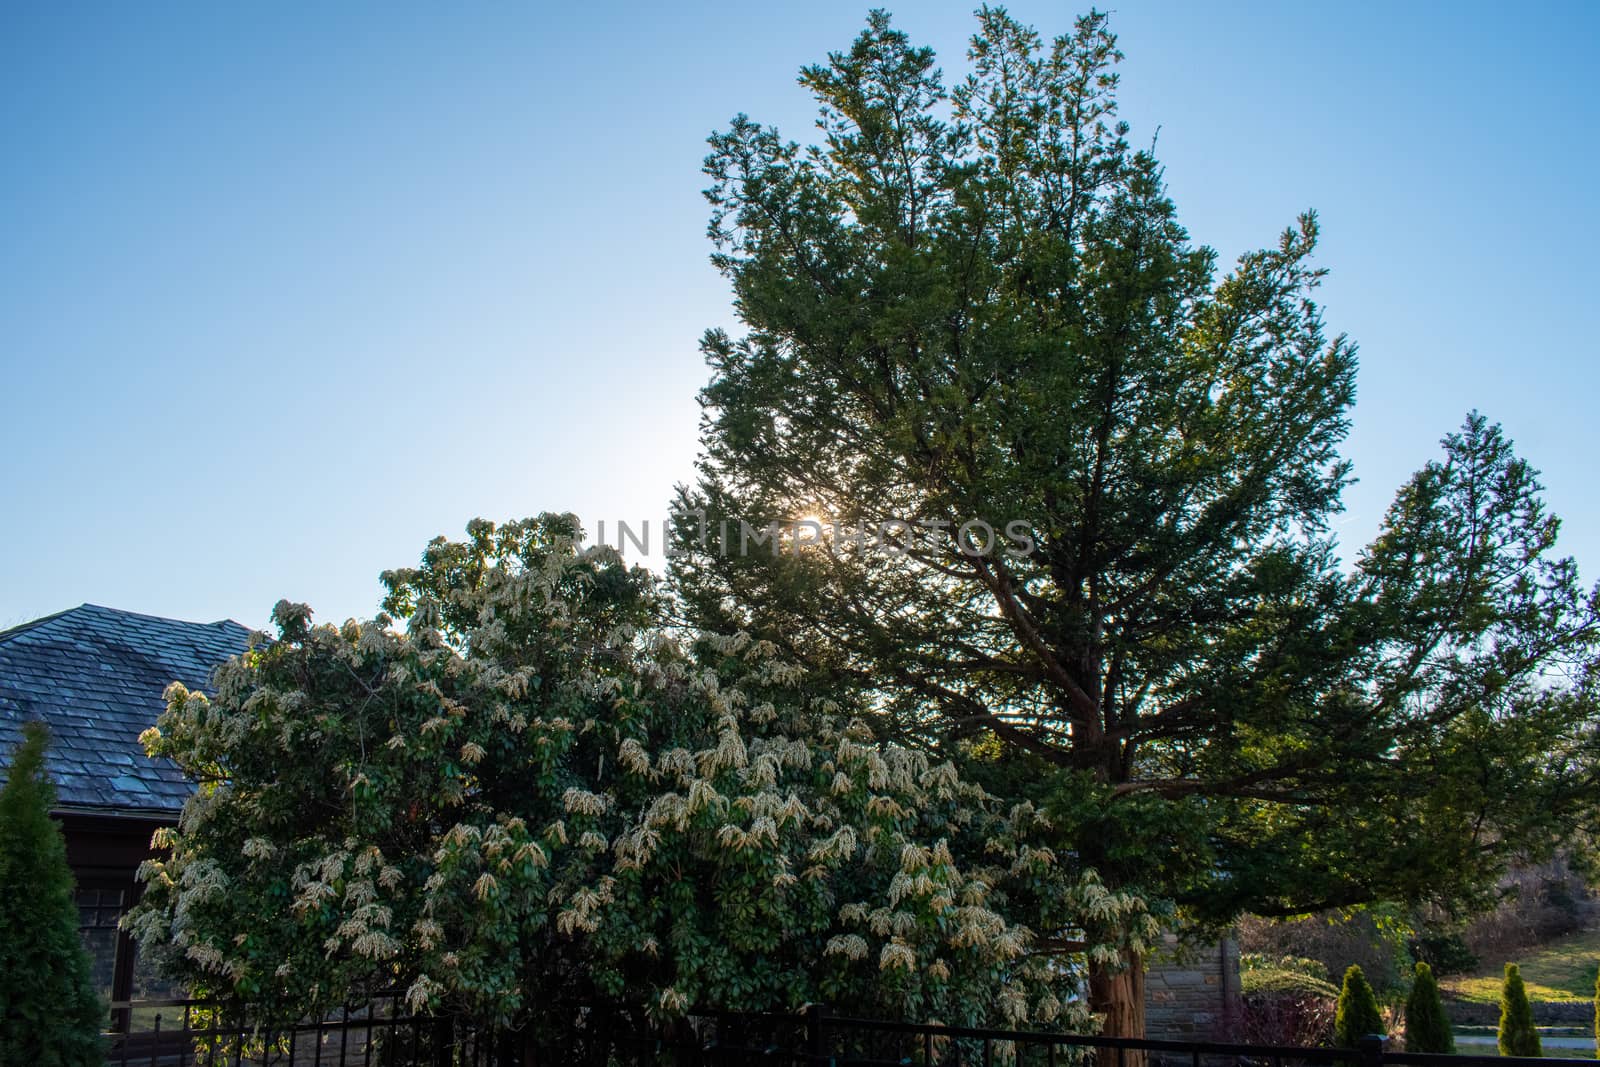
1334;965;1385;1048
671;2;1600;1037
0;722;106;1067
127;516;1151;1040
1498;963;1542;1057
1404;962;1454;1053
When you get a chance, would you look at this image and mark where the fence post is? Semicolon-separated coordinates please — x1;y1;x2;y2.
433;1016;455;1067
805;1003;829;1064
1359;1033;1385;1067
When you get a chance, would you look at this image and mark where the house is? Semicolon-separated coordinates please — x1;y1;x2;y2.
0;603;250;1006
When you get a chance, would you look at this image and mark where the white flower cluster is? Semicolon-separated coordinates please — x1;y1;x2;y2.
123;516;1152;1035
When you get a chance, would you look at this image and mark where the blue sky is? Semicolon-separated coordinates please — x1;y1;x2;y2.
2;2;1596;631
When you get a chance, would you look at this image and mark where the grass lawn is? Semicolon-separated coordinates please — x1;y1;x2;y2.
1442;926;1600;1004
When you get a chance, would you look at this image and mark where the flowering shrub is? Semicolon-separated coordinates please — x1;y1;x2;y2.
127;516;1153;1036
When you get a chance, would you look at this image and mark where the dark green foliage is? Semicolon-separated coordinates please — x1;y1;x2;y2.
1411;931;1478;977
1334;965;1386;1048
0;722;106;1067
1404;962;1454;1053
670;1;1600;1033
1498;963;1542;1057
1592;966;1597;1060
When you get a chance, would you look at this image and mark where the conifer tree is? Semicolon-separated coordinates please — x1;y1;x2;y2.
1404;961;1454;1053
0;722;106;1067
1498;963;1542;1057
1334;964;1385;1048
671;4;1600;1037
1591;966;1597;1060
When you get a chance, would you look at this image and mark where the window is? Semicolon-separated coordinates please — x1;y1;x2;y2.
75;885;126;1004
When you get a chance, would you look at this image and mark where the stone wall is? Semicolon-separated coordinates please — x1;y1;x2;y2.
1144;933;1242;1039
1445;998;1597;1026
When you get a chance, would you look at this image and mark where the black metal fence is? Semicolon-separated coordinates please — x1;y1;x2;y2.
103;998;1598;1067
104;993;500;1067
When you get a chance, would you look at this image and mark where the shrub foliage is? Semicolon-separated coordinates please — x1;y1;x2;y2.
127;516;1154;1035
0;722;106;1067
1240;954;1339;1001
1404;962;1454;1053
1237;954;1337;1048
1411;930;1479;977
1334;964;1385;1047
1498;963;1542;1057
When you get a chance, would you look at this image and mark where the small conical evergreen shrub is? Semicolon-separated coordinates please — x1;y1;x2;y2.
1335;964;1386;1048
1404;961;1455;1053
1498;963;1542;1057
1590;966;1596;1060
0;722;106;1067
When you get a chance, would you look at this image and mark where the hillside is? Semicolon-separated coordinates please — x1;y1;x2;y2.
1441;926;1600;1004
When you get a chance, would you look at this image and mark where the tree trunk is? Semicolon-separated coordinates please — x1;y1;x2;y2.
1089;947;1146;1066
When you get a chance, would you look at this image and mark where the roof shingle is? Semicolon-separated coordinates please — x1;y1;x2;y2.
0;604;250;815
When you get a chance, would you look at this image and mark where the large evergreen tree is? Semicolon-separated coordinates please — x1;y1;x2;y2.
0;723;106;1067
670;7;1600;1036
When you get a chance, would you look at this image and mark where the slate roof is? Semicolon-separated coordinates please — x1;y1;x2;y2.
0;604;251;817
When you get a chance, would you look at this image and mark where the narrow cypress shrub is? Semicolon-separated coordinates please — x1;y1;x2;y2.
0;722;106;1067
1404;961;1455;1053
1498;962;1542;1057
1591;966;1597;1060
1335;964;1386;1048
